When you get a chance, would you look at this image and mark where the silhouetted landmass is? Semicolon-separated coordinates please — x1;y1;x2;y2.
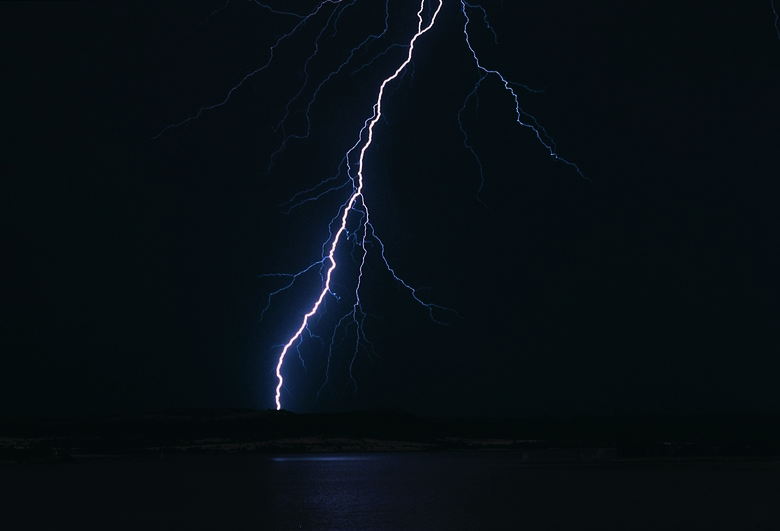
2;409;779;463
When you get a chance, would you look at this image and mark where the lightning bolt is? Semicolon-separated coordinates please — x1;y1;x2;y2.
153;1;585;411
273;0;445;410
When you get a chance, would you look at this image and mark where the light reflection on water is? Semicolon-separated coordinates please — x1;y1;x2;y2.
272;455;378;462
1;451;779;530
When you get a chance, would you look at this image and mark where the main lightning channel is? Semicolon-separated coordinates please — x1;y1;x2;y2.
274;0;443;410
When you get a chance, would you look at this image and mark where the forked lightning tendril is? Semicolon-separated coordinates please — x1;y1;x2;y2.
773;0;780;39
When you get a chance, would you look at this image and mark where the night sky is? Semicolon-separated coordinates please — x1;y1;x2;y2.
2;1;779;418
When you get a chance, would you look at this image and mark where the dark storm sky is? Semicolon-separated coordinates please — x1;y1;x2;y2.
2;1;778;417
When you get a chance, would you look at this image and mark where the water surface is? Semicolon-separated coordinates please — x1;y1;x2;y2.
3;451;779;530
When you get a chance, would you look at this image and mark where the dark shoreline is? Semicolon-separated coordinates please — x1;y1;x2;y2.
3;408;780;464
